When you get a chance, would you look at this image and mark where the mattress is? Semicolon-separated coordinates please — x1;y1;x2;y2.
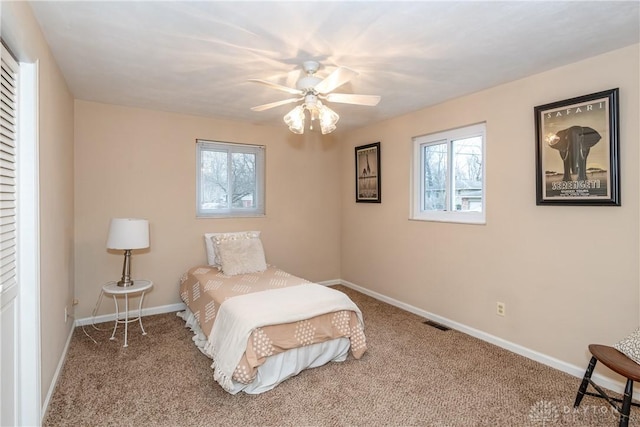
178;265;367;393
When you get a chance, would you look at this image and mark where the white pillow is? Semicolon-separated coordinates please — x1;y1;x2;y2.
204;231;260;267
214;235;267;276
614;328;640;365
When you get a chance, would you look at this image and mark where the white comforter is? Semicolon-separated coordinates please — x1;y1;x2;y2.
209;283;363;392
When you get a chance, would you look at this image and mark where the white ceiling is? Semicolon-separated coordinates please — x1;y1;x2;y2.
29;1;639;134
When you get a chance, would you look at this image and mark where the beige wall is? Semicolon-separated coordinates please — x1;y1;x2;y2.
341;44;640;372
1;1;75;408
74;102;342;318
75;45;639;384
7;0;635;408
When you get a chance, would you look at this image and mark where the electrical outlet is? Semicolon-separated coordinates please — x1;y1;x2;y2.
496;302;506;316
64;306;68;323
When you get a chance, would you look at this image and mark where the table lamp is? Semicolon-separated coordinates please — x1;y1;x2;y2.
106;218;149;287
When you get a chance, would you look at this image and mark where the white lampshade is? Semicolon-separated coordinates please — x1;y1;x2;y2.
318;104;339;135
283;105;305;134
106;218;149;250
283;100;340;135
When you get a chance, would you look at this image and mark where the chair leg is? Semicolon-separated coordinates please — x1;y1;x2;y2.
575;356;598;408
619;379;633;427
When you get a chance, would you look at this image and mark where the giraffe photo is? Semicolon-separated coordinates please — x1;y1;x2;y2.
355;142;381;203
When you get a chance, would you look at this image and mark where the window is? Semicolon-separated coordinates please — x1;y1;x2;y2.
411;123;486;224
196;140;265;217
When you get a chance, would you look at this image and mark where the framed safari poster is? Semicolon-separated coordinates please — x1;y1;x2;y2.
355;142;381;203
534;88;620;206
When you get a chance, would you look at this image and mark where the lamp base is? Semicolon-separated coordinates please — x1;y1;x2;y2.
117;249;134;287
117;278;134;287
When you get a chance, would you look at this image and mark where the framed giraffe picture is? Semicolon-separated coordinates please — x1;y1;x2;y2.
355;142;381;203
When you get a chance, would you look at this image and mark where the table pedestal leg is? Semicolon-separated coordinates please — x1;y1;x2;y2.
123;294;129;348
109;296;119;342
138;291;147;336
109;294;130;347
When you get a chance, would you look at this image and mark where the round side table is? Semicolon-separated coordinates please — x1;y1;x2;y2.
102;279;153;348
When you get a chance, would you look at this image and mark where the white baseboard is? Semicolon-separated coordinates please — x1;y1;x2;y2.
58;281;635;408
75;302;186;327
317;278;341;287
41;323;75;424
339;279;637;400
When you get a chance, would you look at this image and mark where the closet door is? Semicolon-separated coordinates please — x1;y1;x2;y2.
0;40;20;427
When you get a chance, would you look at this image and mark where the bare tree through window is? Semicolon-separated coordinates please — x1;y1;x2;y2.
196;140;265;217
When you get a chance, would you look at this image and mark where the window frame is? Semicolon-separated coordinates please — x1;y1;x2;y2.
196;139;265;218
410;122;486;224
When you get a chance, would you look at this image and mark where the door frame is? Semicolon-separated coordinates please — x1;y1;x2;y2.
17;59;41;426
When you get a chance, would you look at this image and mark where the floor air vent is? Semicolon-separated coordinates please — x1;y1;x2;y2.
423;320;451;331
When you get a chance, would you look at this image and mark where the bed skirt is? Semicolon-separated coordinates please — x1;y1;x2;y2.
177;308;350;394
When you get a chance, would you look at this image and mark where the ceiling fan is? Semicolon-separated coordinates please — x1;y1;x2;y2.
249;61;381;134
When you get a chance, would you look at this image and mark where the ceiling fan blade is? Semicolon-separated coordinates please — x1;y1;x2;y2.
313;66;359;94
324;93;381;106
248;79;303;95
251;97;302;112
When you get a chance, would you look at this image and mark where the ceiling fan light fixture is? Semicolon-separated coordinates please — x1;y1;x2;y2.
252;61;378;135
284;105;305;134
304;93;318;108
318;103;339;135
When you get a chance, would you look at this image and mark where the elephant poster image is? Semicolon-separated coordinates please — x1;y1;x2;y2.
355;142;381;203
535;88;620;206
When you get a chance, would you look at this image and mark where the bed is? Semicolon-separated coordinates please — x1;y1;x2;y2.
177;231;367;394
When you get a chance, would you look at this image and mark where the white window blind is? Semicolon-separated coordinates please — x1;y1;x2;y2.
0;43;18;293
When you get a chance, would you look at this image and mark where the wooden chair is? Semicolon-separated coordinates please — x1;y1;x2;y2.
574;344;640;427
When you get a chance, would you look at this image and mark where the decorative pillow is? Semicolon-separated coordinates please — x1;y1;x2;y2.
613;328;640;364
214;235;267;276
204;231;260;268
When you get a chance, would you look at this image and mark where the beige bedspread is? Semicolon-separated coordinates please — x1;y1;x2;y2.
179;265;367;385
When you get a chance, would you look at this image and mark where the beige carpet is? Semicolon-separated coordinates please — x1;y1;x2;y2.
44;286;639;426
